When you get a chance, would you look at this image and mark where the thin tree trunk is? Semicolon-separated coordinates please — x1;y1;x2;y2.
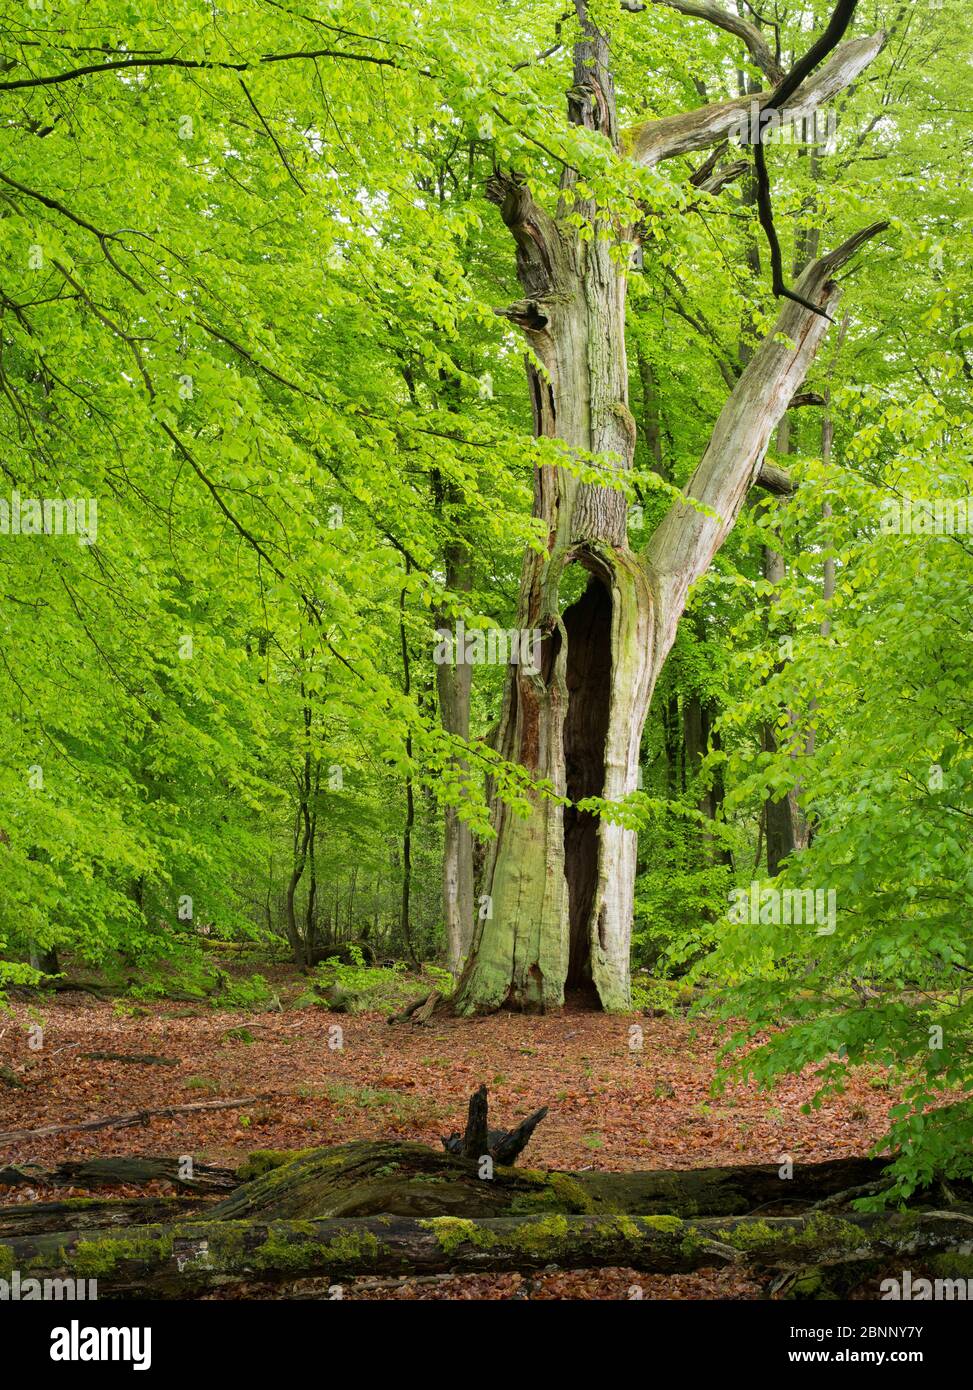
399;577;418;966
435;530;475;976
28;943;60;975
761;521;803;876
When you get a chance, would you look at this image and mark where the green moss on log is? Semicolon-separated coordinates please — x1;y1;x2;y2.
508;1168;603;1215
71;1231;175;1278
236;1150;314;1181
716;1212;867;1257
420;1217;489;1255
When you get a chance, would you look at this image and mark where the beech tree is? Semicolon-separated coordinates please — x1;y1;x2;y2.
453;1;888;1014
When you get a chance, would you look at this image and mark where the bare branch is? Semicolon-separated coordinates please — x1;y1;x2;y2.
691;157;749;196
749;0;865;318
623;31;885;166
238;79;307;194
0;46;403;93
645;222;887;638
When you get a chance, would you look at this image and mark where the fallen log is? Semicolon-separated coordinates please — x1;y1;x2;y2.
199;940;257;953
203;1140;905;1222
0;1156;238;1193
5;1207;973;1297
386;995;428;1025
0;1095;272;1145
19;979;210;1004
0;1196;206;1237
386;990;442;1025
7;1145;900;1217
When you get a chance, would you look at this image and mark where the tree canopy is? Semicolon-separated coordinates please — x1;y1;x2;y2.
2;0;972;1200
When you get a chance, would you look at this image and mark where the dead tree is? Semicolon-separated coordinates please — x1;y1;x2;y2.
440;1084;549;1165
453;2;888;1013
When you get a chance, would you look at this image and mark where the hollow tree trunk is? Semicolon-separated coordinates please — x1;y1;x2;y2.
453;18;655;1015
452;6;886;1015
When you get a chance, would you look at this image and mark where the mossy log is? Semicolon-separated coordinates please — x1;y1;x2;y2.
209;1141;901;1222
0;1196;205;1238
6;1138;973;1297
1;1143;912;1220
0;1156;238;1193
5;1207;973;1297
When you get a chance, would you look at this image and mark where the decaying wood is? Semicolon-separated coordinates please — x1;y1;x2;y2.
412;990;442;1025
756;461;796;495
4;1091;971;1299
7;1206;973;1297
0;1095;271;1145
0;1150;239;1195
455;210;886;1013
0;1155;238;1192
0;1195;206;1237
646;222;887;649
490;1108;549;1166
26;978;205;1003
386;994;427;1023
440;1084;549;1167
387;991;441;1025
623;31;886;166
451;0;889;1016
460;1083;488;1161
205;1142;936;1224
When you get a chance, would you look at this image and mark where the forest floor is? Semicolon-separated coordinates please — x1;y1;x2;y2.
0;983;900;1300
